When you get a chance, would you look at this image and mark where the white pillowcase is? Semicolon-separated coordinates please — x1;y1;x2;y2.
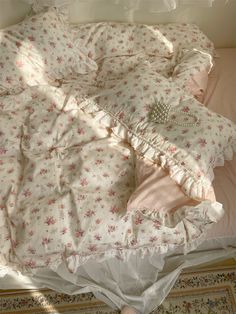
0;8;97;95
80;63;236;200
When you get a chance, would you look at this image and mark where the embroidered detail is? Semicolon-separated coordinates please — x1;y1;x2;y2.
149;98;199;127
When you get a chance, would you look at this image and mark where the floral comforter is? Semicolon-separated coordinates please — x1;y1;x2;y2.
0;23;235;276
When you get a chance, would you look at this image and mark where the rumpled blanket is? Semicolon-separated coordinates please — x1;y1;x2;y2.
0;23;235;276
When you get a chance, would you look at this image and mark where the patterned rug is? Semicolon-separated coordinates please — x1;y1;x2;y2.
1;262;236;314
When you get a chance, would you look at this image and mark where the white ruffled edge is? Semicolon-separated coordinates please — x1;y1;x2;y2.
0;200;223;277
79;98;236;200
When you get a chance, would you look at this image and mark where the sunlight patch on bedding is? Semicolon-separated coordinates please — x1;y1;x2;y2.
16;40;48;86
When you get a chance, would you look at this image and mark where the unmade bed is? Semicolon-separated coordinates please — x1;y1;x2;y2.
0;6;235;314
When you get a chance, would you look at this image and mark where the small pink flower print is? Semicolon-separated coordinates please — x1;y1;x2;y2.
90;136;97;141
12;240;19;248
95;219;101;224
108;225;117;234
174;230;181;235
77;128;85;135
0;148;7;155
118;112;125;120
134;215;143;225
153;220;161;229
80;178;88;186
45;216;56;225
84;209;95;217
68;163;76;171
94;234;101;241
108;189;116;196
182;106;190;112
56;56;63;64
28;35;35;41
196;171;204;178
130;239;138;246
198;138;207;147
7;168;14;174
68;210;74;217
168;146;176;153
44;258;51;267
28;230;34;237
185;142;191;149
27;247;36;254
39;168;47;175
78;194;86;201
16;60;24;68
88;244;97;252
95;159;103;165
24;259;36;268
149;236;158;243
5;234;10;241
48;199;56;205
61;227;68;235
15;41;22;48
110;206;120;214
75;229;84;238
49;41;56;48
23;189;32;198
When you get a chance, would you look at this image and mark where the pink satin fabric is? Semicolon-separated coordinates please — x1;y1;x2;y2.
127;157;215;214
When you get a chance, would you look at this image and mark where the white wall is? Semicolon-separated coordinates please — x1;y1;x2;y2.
0;0;235;48
0;0;31;28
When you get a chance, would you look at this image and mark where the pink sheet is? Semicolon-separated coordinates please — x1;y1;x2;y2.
204;48;236;239
203;49;236;123
127;157;214;215
128;49;236;240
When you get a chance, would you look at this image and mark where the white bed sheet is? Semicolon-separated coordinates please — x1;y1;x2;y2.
1;49;236;314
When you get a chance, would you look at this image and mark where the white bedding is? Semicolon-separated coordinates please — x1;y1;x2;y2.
0;11;236;313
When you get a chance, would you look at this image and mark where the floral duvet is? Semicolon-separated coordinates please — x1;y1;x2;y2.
0;21;235;276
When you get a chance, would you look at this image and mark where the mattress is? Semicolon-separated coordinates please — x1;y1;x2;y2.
1;48;235;314
204;48;236;240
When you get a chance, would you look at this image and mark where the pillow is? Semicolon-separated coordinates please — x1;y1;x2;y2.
79;63;236;200
172;48;213;102
75;22;173;60
0;9;97;95
74;22;214;61
162;23;214;55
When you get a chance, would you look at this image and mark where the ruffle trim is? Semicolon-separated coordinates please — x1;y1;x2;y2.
79;99;236;200
0;200;223;277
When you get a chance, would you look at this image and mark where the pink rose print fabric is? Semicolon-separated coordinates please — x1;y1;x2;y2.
74;22;214;61
79;63;236;200
0;9;96;95
0;21;235;277
0;85;223;274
